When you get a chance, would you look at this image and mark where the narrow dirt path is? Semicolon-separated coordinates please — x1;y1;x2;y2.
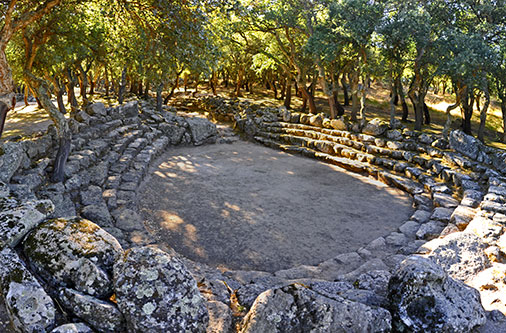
138;141;414;272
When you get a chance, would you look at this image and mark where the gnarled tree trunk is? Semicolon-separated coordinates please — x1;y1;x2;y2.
478;83;490;142
25;71;71;183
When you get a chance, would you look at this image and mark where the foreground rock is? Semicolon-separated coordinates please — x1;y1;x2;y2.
425;232;491;282
241;284;391;332
58;288;125;333
186;117;218;145
0;187;54;249
23;217;123;298
113;246;209;332
0;142;27;183
389;256;486;332
0;247;56;332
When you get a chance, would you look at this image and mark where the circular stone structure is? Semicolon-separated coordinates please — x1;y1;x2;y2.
138;141;414;272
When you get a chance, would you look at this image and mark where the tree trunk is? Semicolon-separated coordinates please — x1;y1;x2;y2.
359;75;368;121
501;100;506;143
477;84;490;142
24;85;29;106
0;101;8;138
77;63;88;106
443;84;461;136
461;90;474;135
284;79;292;110
156;82;163;112
143;80;150;98
24;71;71;183
104;66;110;96
396;77;408;121
423;102;431;125
316;62;337;119
341;74;350;106
66;68;78;113
389;69;396;127
192;73;200;97
0;47;15;110
235;69;243;97
164;69;183;104
350;71;360;121
118;66;127;104
210;70;217;95
89;68;100;95
137;81;143;96
299;83;317;114
54;77;66;114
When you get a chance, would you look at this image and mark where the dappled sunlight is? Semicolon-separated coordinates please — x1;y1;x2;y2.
139;141;414;272
156;210;185;231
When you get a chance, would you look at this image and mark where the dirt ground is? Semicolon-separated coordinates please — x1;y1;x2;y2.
138;141;414;272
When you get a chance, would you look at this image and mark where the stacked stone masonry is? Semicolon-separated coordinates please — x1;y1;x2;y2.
0;94;505;332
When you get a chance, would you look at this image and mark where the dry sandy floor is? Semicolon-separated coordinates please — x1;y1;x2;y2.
138;141;414;272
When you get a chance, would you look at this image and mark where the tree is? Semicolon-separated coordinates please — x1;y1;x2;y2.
0;0;62;138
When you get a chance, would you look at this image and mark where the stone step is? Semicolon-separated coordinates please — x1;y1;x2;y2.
267;121;487;181
254;135;426;196
257;127;478;195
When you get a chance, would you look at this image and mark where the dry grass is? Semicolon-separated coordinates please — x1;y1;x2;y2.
202;82;505;151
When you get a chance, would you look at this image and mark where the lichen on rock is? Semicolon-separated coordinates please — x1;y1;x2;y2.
23;217;123;298
113;246;209;332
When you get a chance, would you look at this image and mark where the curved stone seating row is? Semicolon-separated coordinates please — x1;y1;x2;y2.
189;95;506;327
0;99;222;332
1;94;504;331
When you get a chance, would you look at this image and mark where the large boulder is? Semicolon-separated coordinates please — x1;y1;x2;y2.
330;117;348;131
425;232;491;282
186;117;218;145
58;288;125;333
0;142;27;183
113;246;208;332
309;114;324;127
240;284;391;333
0;190;54;249
362;118;388;136
0;247;56;333
23;217;123;298
159;123;186;145
449;129;481;160
86;102;107;117
389;256;486;332
119;101;139;118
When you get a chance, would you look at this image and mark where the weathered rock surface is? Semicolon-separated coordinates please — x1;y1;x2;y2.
51;323;94;333
120;101;139;118
0;195;54;249
240;284;391;333
362;118;388;136
23;217;123;298
389;256;486;332
59;288;125;333
0;142;27;183
0;247;56;333
449;129;481;160
113;246;208;332
330;117;348;130
426;232;491;282
86;102;107;117
186;117;218;145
